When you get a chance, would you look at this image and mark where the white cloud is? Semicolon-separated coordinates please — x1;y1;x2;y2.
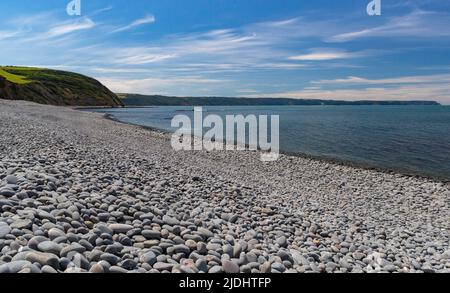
243;85;450;104
116;53;176;65
289;49;367;61
112;15;156;33
243;74;450;104
312;74;450;85
0;30;21;40
46;18;96;38
99;76;228;94
329;10;450;42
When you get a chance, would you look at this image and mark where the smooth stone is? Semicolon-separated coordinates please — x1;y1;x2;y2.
0;260;32;273
109;266;129;273
108;224;134;234
196;259;208;272
60;243;86;257
37;210;56;222
276;236;288;248
222;260;240;273
121;259;137;270
38;241;62;255
42;265;58;273
140;251;157;266
260;262;272;273
89;263;104;273
0;224;11;238
142;230;161;240
98;213;110;222
173;244;191;255
25;251;59;269
48;228;65;240
197;228;214;239
209;265;224;273
5;175;18;185
153;262;174;271
162;215;180;226
100;253;120;265
0;189;15;197
9;219;33;229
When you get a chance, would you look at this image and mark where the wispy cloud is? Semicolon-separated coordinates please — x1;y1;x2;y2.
244;73;450;104
289;49;367;61
112;15;156;33
0;30;21;40
329;10;450;42
91;5;113;16
46;18;96;38
115;52;176;65
312;74;450;85
243;84;450;104
99;76;228;94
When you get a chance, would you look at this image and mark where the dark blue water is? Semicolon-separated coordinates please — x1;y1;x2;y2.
88;106;450;180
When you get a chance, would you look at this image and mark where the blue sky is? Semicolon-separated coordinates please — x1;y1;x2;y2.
1;0;450;103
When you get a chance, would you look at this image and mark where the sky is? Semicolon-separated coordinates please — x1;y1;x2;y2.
1;0;450;104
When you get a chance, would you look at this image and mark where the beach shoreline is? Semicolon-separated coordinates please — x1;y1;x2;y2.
1;99;449;273
100;111;450;184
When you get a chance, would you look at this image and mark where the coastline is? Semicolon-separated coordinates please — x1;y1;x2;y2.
1;99;450;274
102;112;450;184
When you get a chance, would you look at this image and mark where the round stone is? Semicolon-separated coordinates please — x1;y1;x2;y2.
222;260;240;273
89;263;104;273
9;219;33;229
108;224;134;234
0;224;11;238
48;228;65;240
5;175;18;185
142;230;161;240
173;244;190;255
162;215;180;226
140;251;157;266
153;262;174;271
38;241;62;255
25;252;59;269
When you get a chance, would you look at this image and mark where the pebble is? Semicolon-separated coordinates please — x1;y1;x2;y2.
0;260;32;273
0;224;11;238
108;224;134;234
209;266;224;273
42;265;58;274
9;219;33;229
222;260;240;273
38;241;62;255
173;244;191;255
276;236;288;248
5;175;18;185
25;252;59;269
153;262;174;271
162;215;180;226
142;230;161;239
100;253;120;265
48;228;65;240
0;101;449;275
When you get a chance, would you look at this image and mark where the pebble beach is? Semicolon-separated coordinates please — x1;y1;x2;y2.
1;99;449;273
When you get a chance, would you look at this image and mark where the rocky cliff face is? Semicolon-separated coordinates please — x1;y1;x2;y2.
0;68;123;107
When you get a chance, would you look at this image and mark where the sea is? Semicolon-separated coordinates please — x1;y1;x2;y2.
87;105;450;180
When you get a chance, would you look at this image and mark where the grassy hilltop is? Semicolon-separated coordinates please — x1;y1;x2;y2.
119;93;440;106
0;66;123;107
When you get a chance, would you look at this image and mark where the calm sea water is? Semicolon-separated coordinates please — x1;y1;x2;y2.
88;106;450;180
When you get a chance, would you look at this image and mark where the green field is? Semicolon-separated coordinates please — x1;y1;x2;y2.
0;66;123;106
0;67;32;84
